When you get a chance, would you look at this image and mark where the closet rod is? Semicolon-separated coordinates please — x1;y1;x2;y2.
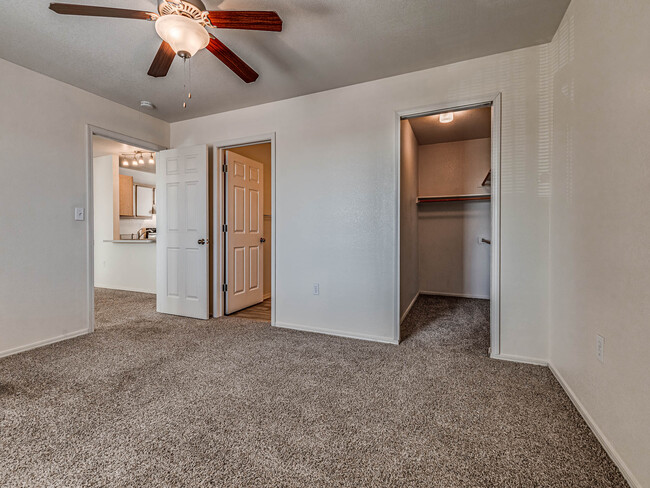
417;194;491;204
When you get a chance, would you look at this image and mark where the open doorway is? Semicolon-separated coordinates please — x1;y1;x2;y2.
220;142;273;322
398;97;501;355
87;127;166;331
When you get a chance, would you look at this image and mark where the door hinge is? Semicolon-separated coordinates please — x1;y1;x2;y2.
222;224;227;233
222;283;227;292
222;164;228;173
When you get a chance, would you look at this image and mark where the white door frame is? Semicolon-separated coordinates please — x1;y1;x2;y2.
212;133;276;325
85;125;167;333
395;93;502;355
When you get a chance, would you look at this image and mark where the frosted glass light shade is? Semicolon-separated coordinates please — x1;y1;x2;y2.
155;15;209;58
439;112;454;123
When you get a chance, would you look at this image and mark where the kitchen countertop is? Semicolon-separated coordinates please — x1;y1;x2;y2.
103;239;156;244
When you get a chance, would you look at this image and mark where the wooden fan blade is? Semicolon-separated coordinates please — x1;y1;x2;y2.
148;41;175;78
207;11;282;31
206;36;259;83
49;3;156;20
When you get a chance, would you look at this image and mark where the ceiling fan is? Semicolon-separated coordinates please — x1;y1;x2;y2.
49;0;283;83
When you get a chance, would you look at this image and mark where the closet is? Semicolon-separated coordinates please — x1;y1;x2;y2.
400;106;492;321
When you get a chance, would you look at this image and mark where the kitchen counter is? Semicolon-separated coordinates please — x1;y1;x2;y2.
103;239;156;244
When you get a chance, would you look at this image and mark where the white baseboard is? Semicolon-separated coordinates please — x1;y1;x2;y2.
491;353;548;366
94;285;155;294
420;290;490;300
400;292;420;324
274;321;398;345
0;328;89;359
549;364;641;488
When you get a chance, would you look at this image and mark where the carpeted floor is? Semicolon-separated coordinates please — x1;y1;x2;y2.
0;290;627;487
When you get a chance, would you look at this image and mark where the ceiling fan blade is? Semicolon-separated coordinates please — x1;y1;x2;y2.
148;41;176;78
207;11;282;31
49;3;156;20
206;36;259;83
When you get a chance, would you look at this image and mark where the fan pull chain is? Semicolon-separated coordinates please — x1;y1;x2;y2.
188;57;192;101
182;57;193;109
182;57;187;109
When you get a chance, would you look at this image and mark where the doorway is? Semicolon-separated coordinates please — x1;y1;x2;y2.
86;126;166;332
213;134;276;324
397;96;501;355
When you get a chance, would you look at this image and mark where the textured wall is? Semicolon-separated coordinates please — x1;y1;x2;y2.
547;1;650;485
418;138;491;298
171;44;550;349
0;58;169;357
399;120;419;318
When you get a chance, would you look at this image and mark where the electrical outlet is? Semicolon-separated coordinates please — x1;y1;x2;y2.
313;283;320;295
596;335;604;363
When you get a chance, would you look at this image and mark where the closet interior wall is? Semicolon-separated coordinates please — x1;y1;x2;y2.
417;137;491;299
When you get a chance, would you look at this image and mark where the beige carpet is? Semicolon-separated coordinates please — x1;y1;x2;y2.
0;289;627;487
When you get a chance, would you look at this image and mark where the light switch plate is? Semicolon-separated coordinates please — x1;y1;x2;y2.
74;207;85;221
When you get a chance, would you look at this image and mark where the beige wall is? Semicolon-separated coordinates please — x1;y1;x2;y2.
228;143;272;298
0;58;169;357
418;138;491;197
399;120;419;319
547;1;650;486
172;43;550;349
418;138;491;298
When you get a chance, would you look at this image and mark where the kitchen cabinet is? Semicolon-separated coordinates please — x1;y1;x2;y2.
119;174;133;216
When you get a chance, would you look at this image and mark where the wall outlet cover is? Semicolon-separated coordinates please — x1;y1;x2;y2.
596;334;604;363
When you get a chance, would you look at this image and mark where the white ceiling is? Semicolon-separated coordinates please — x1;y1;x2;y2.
0;0;570;123
409;107;491;145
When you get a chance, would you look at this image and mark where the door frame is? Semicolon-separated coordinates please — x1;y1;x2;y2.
395;93;502;355
212;133;276;325
85;125;167;333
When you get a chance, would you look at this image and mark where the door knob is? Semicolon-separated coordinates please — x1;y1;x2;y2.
260;237;266;243
198;239;208;245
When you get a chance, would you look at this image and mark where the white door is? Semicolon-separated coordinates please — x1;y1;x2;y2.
225;151;264;314
156;145;209;319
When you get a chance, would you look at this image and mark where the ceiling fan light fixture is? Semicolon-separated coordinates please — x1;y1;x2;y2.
155;14;209;58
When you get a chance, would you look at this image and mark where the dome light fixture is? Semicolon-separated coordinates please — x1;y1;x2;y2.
439;112;454;123
155;14;209;59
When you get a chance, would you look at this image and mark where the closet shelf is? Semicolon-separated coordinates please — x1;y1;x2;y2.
417;194;491;204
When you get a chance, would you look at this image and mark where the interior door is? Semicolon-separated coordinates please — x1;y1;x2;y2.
225;150;264;314
156;145;209;319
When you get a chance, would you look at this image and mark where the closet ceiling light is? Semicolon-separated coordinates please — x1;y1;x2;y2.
439;113;454;123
